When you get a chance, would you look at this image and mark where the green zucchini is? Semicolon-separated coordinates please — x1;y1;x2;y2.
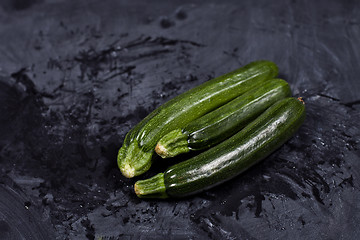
134;97;305;198
155;78;292;158
118;60;279;178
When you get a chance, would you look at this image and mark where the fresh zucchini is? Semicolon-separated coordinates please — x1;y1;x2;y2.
134;97;305;198
118;60;279;178
155;78;292;158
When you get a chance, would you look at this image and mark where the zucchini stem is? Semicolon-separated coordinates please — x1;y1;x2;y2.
118;140;153;178
134;173;169;198
297;97;305;104
155;129;190;158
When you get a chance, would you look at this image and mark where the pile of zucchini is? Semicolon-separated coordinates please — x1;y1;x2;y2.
117;60;305;199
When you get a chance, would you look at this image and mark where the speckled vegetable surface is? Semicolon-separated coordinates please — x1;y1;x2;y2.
155;78;292;158
135;97;306;198
118;60;279;177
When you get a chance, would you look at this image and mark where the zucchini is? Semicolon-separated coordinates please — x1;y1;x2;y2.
118;60;279;178
155;78;292;158
134;97;305;198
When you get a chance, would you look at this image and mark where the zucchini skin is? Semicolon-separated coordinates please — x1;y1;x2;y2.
155;78;292;158
135;97;305;198
118;60;279;177
165;97;305;197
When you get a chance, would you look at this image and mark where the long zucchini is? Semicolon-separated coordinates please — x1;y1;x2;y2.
118;60;278;177
134;97;305;198
155;78;291;158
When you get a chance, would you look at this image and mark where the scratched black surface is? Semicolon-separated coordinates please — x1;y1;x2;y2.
0;0;359;239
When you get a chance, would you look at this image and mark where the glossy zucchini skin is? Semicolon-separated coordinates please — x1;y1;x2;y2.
155;78;292;158
135;97;305;198
118;60;279;177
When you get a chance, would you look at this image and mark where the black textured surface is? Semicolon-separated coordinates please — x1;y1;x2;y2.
0;0;359;239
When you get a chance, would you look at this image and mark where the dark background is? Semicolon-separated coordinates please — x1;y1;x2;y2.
0;0;359;239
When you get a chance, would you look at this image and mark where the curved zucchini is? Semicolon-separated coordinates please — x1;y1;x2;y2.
118;60;279;177
155;78;292;158
134;97;305;198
